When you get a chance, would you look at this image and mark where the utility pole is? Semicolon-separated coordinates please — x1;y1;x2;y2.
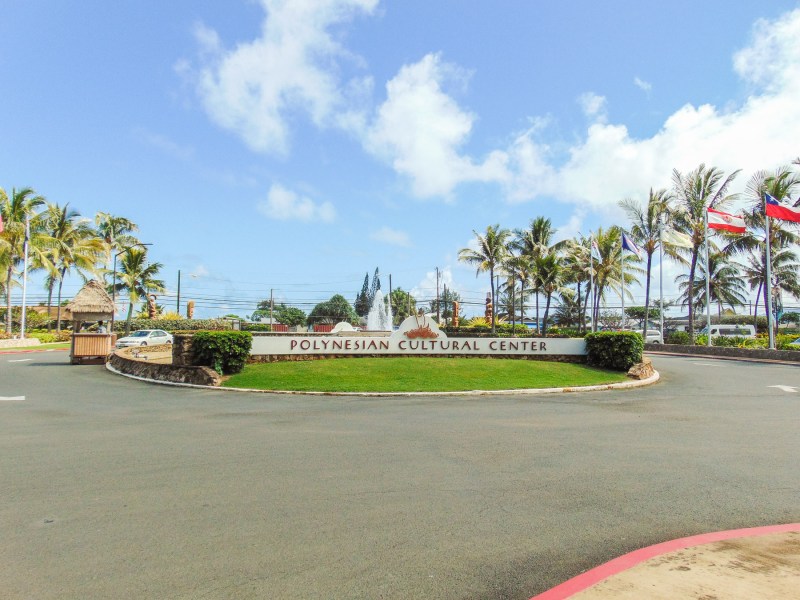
176;270;181;314
443;284;448;326
435;267;440;322
389;274;393;323
270;289;274;330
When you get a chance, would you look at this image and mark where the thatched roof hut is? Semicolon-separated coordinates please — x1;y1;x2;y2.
67;280;115;323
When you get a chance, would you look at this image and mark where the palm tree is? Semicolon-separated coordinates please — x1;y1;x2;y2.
723;166;800;322
95;211;139;288
113;248;165;335
676;251;747;317
502;253;534;327
536;252;566;334
740;247;800;327
562;237;593;334
458;224;511;334
512;217;566;332
0;187;47;333
671;164;740;338
44;203;107;331
619;188;672;338
588;226;644;327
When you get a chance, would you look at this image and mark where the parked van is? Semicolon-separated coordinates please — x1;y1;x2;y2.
700;324;756;339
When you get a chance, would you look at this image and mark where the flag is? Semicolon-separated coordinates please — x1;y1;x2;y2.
661;229;693;248
590;238;601;260
621;232;642;259
765;193;800;223
707;207;746;233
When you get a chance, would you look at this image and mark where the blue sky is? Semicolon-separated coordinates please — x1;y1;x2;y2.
3;1;799;318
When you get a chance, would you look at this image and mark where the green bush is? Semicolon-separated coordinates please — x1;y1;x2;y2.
584;331;643;371
191;331;253;375
666;331;691;345
114;318;232;333
241;323;273;332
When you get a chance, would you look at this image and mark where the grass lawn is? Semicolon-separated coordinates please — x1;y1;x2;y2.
223;357;629;393
0;342;70;352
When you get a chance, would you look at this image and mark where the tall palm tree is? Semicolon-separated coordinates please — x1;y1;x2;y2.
95;211;139;288
588;226;644;327
503;253;534;327
512;217;566;332
0;187;48;333
114;248;165;335
676;251;747;317
671;164;740;338
740;247;800;326
535;252;566;334
458;224;510;334
44;203;107;331
619;188;672;338
562;237;593;333
723;166;800;321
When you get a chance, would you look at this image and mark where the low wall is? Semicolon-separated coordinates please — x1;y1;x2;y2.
110;346;221;386
0;338;41;348
645;343;800;363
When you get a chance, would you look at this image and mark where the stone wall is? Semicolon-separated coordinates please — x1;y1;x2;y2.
645;343;800;363
0;338;41;348
110;347;221;386
172;334;194;366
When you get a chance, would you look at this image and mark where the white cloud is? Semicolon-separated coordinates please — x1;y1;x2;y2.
363;53;509;199
133;128;194;160
369;226;411;247
257;183;336;222
503;9;800;210
187;0;378;154
411;267;455;304
633;77;652;93
578;92;607;121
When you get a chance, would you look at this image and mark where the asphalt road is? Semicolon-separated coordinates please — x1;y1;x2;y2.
1;352;798;599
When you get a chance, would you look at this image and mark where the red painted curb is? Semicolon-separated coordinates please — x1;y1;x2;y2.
0;347;69;354
530;523;800;600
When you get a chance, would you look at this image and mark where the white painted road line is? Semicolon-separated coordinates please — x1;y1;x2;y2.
8;359;32;363
689;362;724;367
768;385;798;393
0;396;25;401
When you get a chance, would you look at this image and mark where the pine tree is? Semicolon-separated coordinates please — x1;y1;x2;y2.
354;272;370;317
368;267;381;306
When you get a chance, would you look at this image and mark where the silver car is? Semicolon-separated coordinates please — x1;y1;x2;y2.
116;329;173;348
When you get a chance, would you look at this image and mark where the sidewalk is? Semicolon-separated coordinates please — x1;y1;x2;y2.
532;524;800;599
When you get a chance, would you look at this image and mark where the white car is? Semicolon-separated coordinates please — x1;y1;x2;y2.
116;329;173;348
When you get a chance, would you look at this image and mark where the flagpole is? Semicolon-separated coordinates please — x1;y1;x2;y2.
589;238;595;333
704;210;712;347
659;218;664;342
620;242;625;330
764;205;775;350
20;215;30;339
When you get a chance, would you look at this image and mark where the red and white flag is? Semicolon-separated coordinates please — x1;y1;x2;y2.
707;208;746;233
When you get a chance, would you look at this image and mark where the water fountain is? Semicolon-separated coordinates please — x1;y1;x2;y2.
366;289;393;331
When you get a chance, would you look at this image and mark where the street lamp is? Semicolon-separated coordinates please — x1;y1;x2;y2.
111;243;152;332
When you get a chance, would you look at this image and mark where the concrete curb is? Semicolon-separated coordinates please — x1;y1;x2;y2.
105;361;660;396
530;523;800;599
647;349;800;366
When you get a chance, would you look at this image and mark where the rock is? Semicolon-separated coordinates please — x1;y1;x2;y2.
627;357;654;380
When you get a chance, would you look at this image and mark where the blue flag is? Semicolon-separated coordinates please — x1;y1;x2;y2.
622;232;642;259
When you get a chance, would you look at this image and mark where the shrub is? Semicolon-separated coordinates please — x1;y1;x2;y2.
241;323;273;332
584;331;643;371
666;331;690;345
114;318;232;333
191;331;253;375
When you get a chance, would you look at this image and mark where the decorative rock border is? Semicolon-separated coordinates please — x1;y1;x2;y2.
108;346;221;386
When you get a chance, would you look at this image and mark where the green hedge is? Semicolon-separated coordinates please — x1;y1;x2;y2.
584;331;643;371
191;331;253;375
114;319;232;333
